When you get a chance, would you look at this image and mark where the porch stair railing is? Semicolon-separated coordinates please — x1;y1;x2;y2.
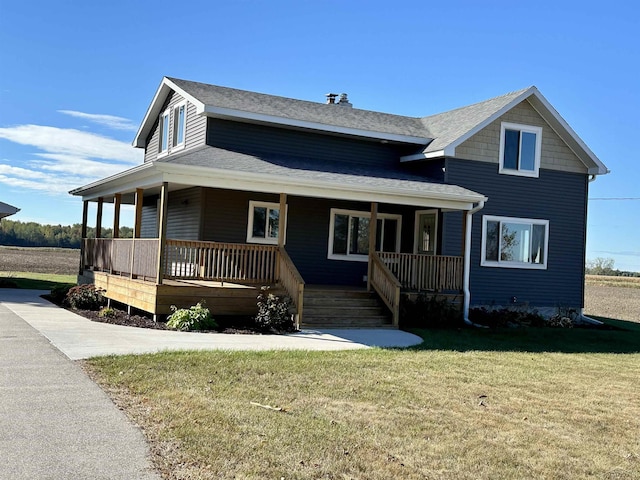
377;252;463;292
369;252;402;327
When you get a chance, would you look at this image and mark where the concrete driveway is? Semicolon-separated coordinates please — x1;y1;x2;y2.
0;289;422;360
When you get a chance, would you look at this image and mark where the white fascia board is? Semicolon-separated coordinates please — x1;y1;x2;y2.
133;77;206;148
400;146;455;162
203;105;431;145
157;163;485;210
69;162;160;201
526;90;609;175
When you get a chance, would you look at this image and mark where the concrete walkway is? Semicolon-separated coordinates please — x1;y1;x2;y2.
0;289;423;360
0;302;162;480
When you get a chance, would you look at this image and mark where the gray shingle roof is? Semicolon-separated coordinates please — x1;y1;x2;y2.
157;145;484;201
419;88;531;153
168;77;429;139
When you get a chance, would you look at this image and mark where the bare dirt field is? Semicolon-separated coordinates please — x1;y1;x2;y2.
585;276;640;323
0;246;80;275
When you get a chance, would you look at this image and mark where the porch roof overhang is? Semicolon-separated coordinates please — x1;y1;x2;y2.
70;146;487;211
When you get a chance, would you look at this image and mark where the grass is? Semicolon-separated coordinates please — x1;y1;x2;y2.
586;274;640;289
0;271;76;290
85;319;640;480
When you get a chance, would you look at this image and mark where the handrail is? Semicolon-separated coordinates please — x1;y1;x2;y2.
82;238;158;280
378;252;463;292
277;247;305;327
369;252;401;326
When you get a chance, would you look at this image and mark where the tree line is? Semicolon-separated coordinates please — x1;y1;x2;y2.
0;219;133;249
585;257;640;277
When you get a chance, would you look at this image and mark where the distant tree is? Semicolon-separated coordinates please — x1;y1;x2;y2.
0;219;132;248
586;257;616;276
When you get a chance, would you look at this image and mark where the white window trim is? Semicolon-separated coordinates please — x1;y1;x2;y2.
157;108;171;158
328;208;402;262
498;122;542;178
413;209;438;254
480;215;549;270
172;101;187;151
246;200;286;245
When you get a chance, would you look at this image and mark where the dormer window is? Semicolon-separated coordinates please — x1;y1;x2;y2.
499;122;542;177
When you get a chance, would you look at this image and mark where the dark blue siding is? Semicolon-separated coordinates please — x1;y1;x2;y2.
207;119;418;169
444;158;588;309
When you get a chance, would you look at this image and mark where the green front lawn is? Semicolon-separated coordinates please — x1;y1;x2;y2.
0;271;76;290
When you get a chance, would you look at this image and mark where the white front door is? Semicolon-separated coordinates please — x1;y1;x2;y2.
414;210;438;255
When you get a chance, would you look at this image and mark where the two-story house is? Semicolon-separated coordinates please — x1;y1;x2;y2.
71;77;608;327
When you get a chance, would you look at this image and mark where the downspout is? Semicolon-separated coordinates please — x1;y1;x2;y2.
463;200;486;327
580;173;603;325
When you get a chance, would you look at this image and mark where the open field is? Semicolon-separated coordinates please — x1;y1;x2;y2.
0;246;80;275
585;275;640;323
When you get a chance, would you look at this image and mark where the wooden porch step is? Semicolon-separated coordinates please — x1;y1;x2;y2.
301;286;392;329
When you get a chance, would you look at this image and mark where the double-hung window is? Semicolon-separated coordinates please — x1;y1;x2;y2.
247;201;284;245
158;109;170;155
499;122;542;177
328;208;402;261
172;102;186;149
481;215;549;269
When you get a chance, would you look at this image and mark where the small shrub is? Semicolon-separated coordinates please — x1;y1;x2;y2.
400;293;461;329
469;306;545;328
65;284;105;310
50;284;73;305
255;286;294;333
548;306;578;328
98;306;117;318
167;302;217;331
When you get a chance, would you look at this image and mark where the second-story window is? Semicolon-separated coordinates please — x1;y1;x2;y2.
173;102;186;149
159;109;170;154
499;122;542;177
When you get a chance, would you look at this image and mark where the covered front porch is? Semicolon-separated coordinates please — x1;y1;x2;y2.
72;152;485;327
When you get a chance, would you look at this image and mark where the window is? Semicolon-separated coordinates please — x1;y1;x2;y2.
328;208;402;261
499;122;542;177
481;215;549;269
172;102;186;149
247;201;284;244
158;109;170;155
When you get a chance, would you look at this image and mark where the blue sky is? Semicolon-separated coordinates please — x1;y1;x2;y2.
0;0;638;271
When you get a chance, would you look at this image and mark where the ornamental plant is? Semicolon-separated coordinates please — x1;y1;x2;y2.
167;302;217;331
255;286;294;333
65;284;105;310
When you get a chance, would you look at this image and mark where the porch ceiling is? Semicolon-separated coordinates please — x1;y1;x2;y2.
70;145;487;210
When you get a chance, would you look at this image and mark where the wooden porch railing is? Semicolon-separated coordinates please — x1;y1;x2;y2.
277;247;305;325
164;240;278;283
82;238;159;280
377;253;463;292
370;252;401;326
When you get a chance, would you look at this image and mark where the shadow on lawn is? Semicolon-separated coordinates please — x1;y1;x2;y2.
407;317;640;354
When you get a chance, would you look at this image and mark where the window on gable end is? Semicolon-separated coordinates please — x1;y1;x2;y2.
499;122;542;177
172;102;186;149
158;109;170;155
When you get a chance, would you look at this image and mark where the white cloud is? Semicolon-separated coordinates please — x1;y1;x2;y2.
58;110;138;132
0;125;141;164
0;122;144;196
